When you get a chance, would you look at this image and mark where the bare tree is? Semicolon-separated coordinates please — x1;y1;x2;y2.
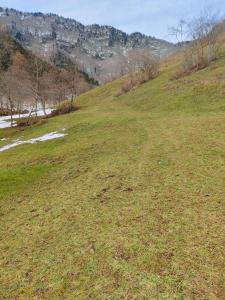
0;68;15;126
116;49;160;96
26;56;51;115
0;52;29;126
100;53;129;83
170;10;224;75
11;52;30;116
126;49;160;84
66;64;85;108
169;20;186;44
51;68;68;105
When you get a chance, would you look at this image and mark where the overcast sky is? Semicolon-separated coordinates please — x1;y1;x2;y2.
0;0;224;41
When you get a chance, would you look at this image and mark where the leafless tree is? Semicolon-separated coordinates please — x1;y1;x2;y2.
126;49;159;84
100;53;129;83
66;64;84;107
116;49;160;95
169;19;186;44
170;10;224;75
0;52;29;126
26;56;52;115
51;68;68;105
0;68;15;126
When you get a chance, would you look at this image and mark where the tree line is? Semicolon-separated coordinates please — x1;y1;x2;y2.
0;31;93;125
169;10;224;77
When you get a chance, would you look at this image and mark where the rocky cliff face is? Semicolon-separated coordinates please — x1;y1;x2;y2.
0;7;177;83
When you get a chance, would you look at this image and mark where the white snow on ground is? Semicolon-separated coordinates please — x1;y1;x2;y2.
0;119;16;129
0;131;67;153
0;108;53;129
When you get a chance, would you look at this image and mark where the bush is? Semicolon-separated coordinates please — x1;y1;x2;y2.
16;117;46;127
171;45;219;80
171;14;223;80
51;100;79;116
0;108;25;116
116;59;160;96
121;78;134;93
0;108;11;116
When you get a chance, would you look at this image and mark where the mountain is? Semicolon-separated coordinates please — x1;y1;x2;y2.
0;7;177;83
0;31;96;111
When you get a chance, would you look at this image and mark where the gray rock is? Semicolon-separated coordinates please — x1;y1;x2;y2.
0;7;177;83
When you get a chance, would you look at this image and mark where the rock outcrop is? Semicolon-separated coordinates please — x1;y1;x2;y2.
0;7;177;83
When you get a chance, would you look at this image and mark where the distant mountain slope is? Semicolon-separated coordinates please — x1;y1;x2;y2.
0;7;177;83
0;31;96;109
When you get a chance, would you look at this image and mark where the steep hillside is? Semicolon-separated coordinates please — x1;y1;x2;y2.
0;7;177;83
0;31;96;111
0;31;49;110
0;30;26;70
0;45;224;298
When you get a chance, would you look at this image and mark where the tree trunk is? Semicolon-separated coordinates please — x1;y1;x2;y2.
35;100;38;117
9;99;13;128
42;100;47;116
70;94;74;109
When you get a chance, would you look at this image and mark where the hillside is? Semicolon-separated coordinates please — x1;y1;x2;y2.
0;44;225;298
0;31;96;112
0;7;177;83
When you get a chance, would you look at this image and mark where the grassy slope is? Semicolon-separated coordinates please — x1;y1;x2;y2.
0;52;225;299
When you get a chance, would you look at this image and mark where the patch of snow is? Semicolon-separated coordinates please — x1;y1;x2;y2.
0;131;67;153
28;132;67;143
0;119;16;129
0;108;54;129
0;140;25;152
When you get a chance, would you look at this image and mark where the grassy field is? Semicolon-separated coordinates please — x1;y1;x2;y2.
0;52;225;299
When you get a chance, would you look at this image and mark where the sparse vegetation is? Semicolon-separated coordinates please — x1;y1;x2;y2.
170;11;224;78
0;107;24;116
116;50;160;96
0;31;96;123
51;100;79;116
15;116;47;127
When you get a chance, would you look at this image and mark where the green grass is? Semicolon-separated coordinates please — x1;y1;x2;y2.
0;52;225;299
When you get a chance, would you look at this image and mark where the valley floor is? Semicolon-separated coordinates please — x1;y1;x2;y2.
0;55;225;299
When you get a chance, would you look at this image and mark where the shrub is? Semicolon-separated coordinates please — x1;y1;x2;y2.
171;45;219;80
121;78;134;93
171;13;223;79
0;108;11;116
116;57;160;96
51;100;79;116
0;108;25;116
16;117;46;127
